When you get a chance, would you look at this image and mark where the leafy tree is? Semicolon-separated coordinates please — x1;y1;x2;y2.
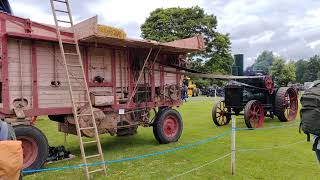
270;58;296;87
302;55;320;82
295;59;308;83
141;6;233;75
251;51;275;74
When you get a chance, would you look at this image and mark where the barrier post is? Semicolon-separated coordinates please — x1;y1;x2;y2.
231;116;236;175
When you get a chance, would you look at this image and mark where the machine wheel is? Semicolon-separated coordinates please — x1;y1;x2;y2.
244;100;264;128
212;99;231;126
14;125;49;170
153;108;183;144
275;87;298;122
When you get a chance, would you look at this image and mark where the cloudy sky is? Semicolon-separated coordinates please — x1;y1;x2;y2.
9;0;320;67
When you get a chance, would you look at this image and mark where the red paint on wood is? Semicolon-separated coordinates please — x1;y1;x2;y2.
6;32;74;43
1;19;9;112
111;49;117;104
0;13;73;37
151;62;155;103
31;41;38;110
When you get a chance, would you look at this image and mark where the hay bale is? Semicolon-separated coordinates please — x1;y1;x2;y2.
97;25;127;39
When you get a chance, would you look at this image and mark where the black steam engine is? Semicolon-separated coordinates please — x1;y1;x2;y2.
212;55;298;128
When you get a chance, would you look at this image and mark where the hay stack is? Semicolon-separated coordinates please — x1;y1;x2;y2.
97;25;127;39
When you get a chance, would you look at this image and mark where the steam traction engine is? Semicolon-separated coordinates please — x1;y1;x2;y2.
212;76;298;128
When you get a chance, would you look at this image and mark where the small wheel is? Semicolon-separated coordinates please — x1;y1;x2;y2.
212;99;231;126
14;125;49;170
244;100;264;128
275;87;298;122
153;108;183;144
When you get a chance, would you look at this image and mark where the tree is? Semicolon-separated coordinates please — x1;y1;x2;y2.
141;6;233;75
302;55;320;82
295;59;308;83
251;51;275;74
269;58;296;87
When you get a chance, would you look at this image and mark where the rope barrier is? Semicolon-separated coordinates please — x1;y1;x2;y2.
23;121;300;175
23;131;231;174
166;153;231;180
235;121;299;131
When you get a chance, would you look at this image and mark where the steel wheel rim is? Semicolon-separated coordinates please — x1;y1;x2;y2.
18;136;39;169
248;102;264;128
163;115;179;138
284;88;298;121
216;101;228;125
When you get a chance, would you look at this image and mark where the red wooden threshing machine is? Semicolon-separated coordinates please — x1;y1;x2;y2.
0;1;205;175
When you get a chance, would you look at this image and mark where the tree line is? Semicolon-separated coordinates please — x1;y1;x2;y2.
248;50;320;86
140;6;317;88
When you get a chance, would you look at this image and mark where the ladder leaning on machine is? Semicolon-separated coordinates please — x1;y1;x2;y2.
49;0;107;179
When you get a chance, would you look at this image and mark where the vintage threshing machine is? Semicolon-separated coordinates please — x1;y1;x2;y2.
0;1;205;173
212;62;298;128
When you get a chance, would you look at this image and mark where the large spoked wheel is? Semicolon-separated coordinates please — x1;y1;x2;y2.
275;87;298;122
153;108;183;144
244;100;265;128
212;99;231;126
14;125;49;170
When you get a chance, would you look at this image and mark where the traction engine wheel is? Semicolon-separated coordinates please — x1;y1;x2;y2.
153;108;183;144
244;100;264;128
14;125;49;170
212;99;231;126
275;87;298;122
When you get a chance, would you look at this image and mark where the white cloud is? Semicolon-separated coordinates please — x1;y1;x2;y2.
8;0;320;68
91;0;205;25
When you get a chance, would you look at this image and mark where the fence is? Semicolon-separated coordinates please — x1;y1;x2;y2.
23;117;304;179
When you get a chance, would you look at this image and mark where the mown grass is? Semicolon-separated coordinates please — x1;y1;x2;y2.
25;97;319;180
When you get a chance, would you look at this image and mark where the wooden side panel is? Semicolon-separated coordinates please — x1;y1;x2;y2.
36;42;86;108
164;66;177;85
154;62;161;87
7;39;32;109
6;19;73;41
88;48;112;83
6;21;25;34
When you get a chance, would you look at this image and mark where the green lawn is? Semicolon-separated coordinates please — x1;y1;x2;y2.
26;97;319;180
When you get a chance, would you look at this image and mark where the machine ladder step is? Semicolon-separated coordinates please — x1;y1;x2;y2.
53;0;67;3
86;154;101;159
50;0;107;179
79;127;95;130
83;140;97;145
88;169;105;174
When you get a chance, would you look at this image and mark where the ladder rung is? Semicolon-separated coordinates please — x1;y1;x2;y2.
86;154;100;159
66;64;81;67
80;126;95;130
70;76;84;79
88;168;104;174
83;140;97;145
55;9;69;13
78;114;93;117
65;52;79;56
57;19;71;24
53;0;67;3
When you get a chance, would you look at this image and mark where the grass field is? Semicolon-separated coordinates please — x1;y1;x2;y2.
25;97;319;180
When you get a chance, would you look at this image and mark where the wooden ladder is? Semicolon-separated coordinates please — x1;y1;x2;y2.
49;0;107;179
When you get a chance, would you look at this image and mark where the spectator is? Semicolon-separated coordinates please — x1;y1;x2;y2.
0;121;23;180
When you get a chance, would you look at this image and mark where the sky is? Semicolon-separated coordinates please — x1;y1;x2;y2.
9;0;320;68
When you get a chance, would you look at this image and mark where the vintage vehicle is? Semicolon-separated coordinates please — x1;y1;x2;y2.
0;3;204;172
211;76;298;128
